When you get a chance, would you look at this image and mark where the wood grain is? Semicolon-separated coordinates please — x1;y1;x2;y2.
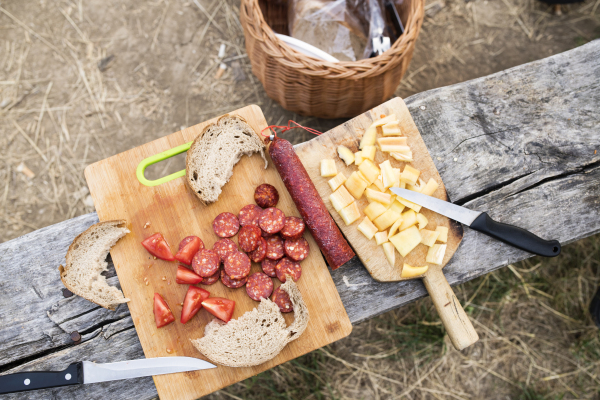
422;265;478;350
83;105;352;400
294;97;463;282
0;40;598;399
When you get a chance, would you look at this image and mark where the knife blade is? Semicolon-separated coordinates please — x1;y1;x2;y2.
0;357;216;395
390;187;561;257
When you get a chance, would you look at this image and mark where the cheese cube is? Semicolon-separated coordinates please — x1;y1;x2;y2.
357;217;378;240
329;186;354;212
435;226;449;243
339;202;361;225
426;244;447;265
328;172;347;192
390;226;422;257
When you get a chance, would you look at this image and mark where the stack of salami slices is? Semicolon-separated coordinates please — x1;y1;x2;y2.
199;183;310;313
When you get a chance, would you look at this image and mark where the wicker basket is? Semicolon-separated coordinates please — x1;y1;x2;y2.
240;0;425;119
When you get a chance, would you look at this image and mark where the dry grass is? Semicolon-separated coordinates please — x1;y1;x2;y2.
1;0;599;399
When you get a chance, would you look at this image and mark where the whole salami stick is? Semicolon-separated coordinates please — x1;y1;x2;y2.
269;136;355;270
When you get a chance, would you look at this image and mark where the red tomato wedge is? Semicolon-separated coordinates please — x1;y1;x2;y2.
142;233;175;261
174;236;204;265
181;286;210;324
153;293;175;328
202;297;235;323
175;266;203;284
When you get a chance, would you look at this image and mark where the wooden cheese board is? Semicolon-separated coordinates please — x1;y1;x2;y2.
84;105;352;400
295;97;478;350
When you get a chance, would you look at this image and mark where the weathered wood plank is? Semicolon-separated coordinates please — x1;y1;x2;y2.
0;39;598;398
1;323;156;400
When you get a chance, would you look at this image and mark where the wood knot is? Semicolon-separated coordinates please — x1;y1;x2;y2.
62;288;74;298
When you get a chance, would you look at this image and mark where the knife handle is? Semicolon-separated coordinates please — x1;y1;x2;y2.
0;362;83;394
470;212;561;257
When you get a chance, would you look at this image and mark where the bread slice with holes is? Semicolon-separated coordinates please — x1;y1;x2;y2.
185;115;267;204
59;220;130;310
191;279;309;367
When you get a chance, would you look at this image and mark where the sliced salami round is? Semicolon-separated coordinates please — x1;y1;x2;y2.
275;257;302;283
280;216;305;240
259;207;286;234
248;237;267;263
284;237;310;261
246;272;274;301
238;225;261;252
272;287;293;313
265;235;285;260
212;212;240;238
224;251;251;279
261;258;278;278
212;238;237;263
254;184;279;208
221;269;248;289
200;269;220;285
238;204;262;227
192;249;220;277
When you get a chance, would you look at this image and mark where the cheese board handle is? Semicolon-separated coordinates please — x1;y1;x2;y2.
135;141;192;186
422;265;479;350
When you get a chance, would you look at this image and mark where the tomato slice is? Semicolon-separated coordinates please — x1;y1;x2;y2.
153;293;175;328
180;286;211;324
142;233;175;261
202;297;235;322
175;266;203;284
174;236;204;265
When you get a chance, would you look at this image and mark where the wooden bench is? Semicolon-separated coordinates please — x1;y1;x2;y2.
1;40;598;399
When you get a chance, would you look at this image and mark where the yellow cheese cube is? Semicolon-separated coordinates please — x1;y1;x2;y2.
339;202;361;225
401;264;429;278
344;171;369;199
328;172;347;192
329;186;354;212
358;159;380;184
382;242;395;266
373;208;401;231
420;229;440;247
364;201;388;221
360;126;377;149
390;226;422;257
426;244;447;265
357;217;378;240
435;226;449;243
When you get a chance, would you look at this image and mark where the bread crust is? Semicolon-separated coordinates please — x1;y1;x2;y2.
184;114;266;205
191;279;309;367
59;219;129;310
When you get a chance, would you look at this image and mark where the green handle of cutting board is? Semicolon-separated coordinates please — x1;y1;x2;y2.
136;142;192;186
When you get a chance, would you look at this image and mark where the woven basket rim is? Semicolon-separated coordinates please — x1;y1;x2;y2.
241;0;425;80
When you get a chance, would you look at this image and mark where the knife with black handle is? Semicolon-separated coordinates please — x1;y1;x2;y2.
0;357;215;395
390;188;561;257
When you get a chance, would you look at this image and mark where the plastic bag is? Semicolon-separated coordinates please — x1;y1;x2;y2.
288;0;388;61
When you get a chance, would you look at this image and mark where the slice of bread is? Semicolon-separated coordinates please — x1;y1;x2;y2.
185;115;267;204
191;279;309;367
59;220;130;311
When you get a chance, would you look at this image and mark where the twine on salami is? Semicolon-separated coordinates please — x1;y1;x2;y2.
260;120;322;142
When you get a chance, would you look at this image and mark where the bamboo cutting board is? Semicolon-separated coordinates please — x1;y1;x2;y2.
294;97;464;281
84;105;352;400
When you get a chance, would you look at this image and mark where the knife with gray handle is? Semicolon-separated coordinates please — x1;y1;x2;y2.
0;357;216;394
390;188;561;257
